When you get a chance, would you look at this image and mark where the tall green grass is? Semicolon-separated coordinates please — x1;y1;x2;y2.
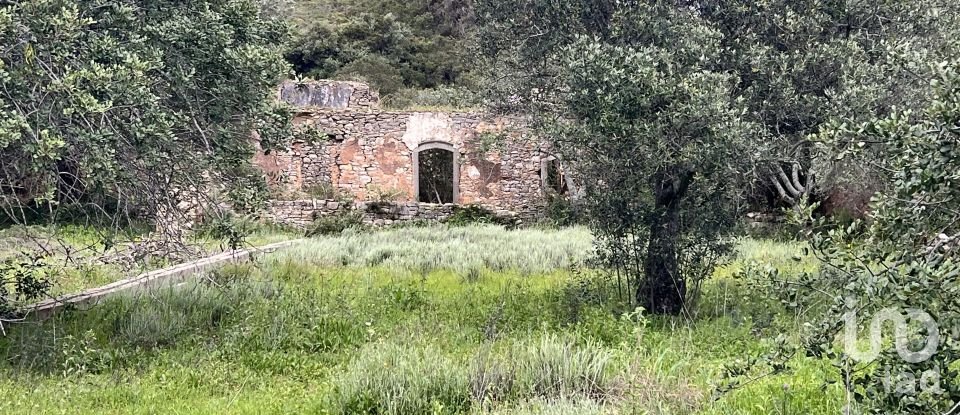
271;224;595;275
0;231;842;415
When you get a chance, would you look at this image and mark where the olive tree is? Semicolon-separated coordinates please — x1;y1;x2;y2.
477;0;755;314
694;0;960;209
0;0;289;224
0;0;290;310
731;59;960;414
819;59;960;413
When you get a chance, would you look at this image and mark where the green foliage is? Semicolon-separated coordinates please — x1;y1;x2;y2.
195;215;253;251
382;85;481;110
446;205;514;228
730;60;960;413
0;0;290;233
0;253;52;317
685;0;959;209
305;212;364;236
540;196;581;228
815;61;960;414
477;0;751;314
285;0;475;95
335;54;406;96
225;166;272;215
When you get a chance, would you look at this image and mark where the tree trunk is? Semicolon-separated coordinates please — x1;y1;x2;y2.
640;168;694;315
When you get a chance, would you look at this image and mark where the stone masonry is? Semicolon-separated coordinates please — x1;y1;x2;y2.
257;80;559;226
266;199;469;227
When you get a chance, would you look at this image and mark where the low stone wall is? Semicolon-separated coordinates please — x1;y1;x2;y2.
266;199;521;228
266;199;345;227
360;201;458;226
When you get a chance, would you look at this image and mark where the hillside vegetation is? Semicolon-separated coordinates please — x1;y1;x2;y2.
285;0;478;108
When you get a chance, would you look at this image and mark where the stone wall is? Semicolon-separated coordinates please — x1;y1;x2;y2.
257;80;558;220
279;80;379;110
267;199;470;227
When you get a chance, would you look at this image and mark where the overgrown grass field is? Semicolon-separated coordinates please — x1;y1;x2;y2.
0;225;839;414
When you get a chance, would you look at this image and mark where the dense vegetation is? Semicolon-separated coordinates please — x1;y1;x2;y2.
0;0;290;222
2;0;960;413
284;0;478;106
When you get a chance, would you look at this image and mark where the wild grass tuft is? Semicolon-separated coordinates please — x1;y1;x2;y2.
331;342;471;415
471;334;615;406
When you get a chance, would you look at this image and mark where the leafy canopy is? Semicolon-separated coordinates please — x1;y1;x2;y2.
0;0;291;310
477;0;755;313
0;0;289;221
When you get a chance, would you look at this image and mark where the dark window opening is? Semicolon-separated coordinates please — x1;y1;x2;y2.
543;158;568;195
418;148;455;203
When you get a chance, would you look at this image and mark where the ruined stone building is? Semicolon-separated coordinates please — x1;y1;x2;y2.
257;81;568;226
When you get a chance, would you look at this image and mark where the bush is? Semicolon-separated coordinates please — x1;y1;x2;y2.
302;183;346;200
193;214;252;250
0;254;52;318
382;86;481;110
305;212;364;236
225;165;271;214
541;196;581;227
335;54;405;96
446;205;516;228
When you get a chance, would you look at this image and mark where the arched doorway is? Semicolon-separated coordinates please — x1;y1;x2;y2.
413;142;458;203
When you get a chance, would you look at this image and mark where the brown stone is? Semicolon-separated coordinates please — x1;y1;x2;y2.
256;80;563;225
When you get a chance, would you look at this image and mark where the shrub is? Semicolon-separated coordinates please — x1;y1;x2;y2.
541;196;581;227
194;213;251;250
446;205;515;228
335;54;405;96
305;212;364;237
302;183;346;200
0;254;52;317
332;342;471;415
382;86;481;110
225;165;271;214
